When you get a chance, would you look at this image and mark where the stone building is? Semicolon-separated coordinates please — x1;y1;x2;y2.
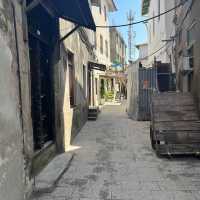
91;0;117;106
57;20;96;148
142;0;176;71
102;27;127;101
0;0;95;199
174;0;200;109
135;43;149;67
110;27;127;70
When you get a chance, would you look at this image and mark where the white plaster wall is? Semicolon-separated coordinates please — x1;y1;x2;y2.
127;62;139;118
147;0;175;66
92;0;112;67
59;20;93;149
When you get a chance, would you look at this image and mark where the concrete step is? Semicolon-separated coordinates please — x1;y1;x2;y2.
88;109;98;113
88;116;98;120
33;153;74;195
88;113;98;116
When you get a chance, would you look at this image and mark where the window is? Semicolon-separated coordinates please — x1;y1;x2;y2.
104;6;107;21
158;0;160;21
178;29;182;44
68;52;75;107
100;35;103;54
95;78;98;95
153;11;155;35
105;40;108;57
94;33;97;49
83;65;87;97
188;46;194;69
99;0;102;14
187;45;194;92
187;28;193;46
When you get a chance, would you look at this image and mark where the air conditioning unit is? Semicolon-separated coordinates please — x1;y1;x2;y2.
182;57;193;72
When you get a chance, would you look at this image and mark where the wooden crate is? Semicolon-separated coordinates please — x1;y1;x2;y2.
150;92;200;156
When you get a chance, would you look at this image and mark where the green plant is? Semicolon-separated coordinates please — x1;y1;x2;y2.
105;91;114;101
100;82;105;98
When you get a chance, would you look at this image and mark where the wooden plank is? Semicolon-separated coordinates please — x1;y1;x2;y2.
154;121;200;131
157;144;200;155
152;97;195;105
153;111;199;122
151;92;200;156
152;105;196;112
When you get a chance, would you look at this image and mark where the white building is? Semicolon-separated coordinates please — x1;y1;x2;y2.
142;0;176;71
135;43;149;67
91;0;117;106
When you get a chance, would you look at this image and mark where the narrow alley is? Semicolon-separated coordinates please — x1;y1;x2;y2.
34;103;200;200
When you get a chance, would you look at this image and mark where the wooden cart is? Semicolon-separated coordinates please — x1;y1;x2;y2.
150;92;200;156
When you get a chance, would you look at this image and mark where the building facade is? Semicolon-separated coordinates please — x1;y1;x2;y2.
142;0;176;71
105;27;127;100
0;0;95;199
91;0;117;106
110;27;127;70
58;20;95;148
135;43;149;67
174;0;200;109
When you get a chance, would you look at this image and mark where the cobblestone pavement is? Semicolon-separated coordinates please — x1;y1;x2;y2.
35;103;200;200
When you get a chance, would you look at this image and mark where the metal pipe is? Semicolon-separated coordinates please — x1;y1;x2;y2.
59;25;80;43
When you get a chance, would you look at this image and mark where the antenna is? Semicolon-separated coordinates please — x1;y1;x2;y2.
127;10;136;61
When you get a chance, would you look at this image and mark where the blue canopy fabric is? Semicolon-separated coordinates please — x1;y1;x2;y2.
52;0;96;31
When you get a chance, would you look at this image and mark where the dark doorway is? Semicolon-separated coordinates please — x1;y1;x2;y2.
27;2;58;150
88;70;91;105
68;52;75;107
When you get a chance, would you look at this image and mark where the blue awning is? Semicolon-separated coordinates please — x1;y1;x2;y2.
53;0;96;31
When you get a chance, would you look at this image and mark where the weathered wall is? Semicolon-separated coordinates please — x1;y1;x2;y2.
175;0;200;110
147;0;175;68
127;62;139;119
0;0;33;199
56;21;93;151
110;27;126;70
136;43;149;67
91;0;112;67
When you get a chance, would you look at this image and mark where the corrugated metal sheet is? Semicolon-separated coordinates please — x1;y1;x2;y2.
138;67;157;120
127;63;157;121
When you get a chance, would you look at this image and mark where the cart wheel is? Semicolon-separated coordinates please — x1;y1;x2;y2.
150;126;156;150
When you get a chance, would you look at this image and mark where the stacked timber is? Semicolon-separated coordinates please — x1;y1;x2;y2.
150;92;200;156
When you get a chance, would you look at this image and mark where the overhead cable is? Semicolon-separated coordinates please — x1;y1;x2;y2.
96;0;187;28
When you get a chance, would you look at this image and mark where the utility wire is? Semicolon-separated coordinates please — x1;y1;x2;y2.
96;0;187;28
143;42;171;60
113;42;171;66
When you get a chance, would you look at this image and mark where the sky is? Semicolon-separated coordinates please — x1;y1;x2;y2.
108;0;148;60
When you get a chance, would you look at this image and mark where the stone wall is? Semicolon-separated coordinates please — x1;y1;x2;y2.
0;0;33;199
175;0;200;110
55;21;93;151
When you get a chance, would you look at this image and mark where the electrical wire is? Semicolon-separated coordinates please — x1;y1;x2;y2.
96;0;187;28
143;41;171;60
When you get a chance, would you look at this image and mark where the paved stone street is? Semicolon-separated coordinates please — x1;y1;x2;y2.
35;103;200;200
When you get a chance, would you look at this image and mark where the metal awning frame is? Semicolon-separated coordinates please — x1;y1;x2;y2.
24;0;96;42
88;62;107;72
